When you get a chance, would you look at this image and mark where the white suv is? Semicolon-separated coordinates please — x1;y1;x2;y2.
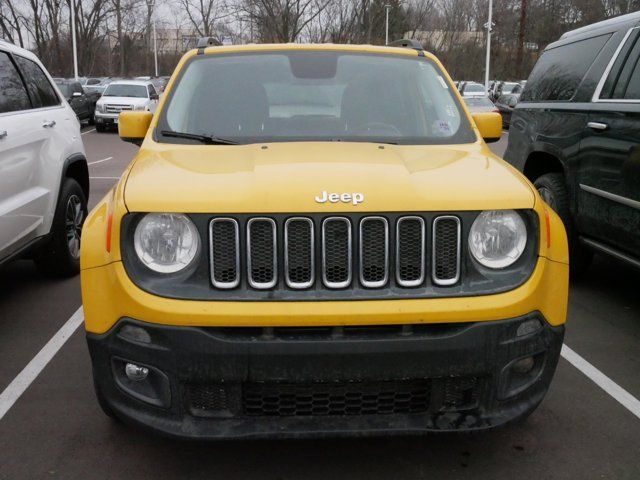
94;80;159;132
0;40;88;276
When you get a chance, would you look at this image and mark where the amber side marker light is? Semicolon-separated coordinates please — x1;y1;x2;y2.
543;207;551;248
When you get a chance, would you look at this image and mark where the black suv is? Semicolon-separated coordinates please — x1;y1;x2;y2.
505;12;640;273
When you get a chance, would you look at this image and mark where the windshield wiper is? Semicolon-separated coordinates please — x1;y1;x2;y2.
160;130;239;145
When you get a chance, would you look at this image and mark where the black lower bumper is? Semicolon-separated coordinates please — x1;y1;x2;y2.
87;313;564;439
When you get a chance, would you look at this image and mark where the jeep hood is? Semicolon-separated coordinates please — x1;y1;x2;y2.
124;142;535;212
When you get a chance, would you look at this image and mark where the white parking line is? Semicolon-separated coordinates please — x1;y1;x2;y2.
88;156;113;166
81;128;96;135
0;307;83;421
561;344;640;420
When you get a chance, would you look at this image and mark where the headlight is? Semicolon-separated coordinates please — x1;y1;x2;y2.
133;213;200;273
468;210;527;269
134;104;146;111
96;103;104;113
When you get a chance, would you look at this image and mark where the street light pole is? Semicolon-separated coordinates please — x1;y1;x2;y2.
484;0;493;95
152;13;158;76
71;0;79;80
385;4;391;45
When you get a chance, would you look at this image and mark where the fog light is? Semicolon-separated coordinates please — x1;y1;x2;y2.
516;318;541;337
512;356;535;374
119;325;151;343
125;363;149;381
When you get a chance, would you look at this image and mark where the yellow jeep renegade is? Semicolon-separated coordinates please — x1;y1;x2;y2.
81;42;569;438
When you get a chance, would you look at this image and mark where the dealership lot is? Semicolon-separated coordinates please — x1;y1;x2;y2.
0;129;639;479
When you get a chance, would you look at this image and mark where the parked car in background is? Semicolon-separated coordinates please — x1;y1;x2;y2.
54;79;99;124
491;81;524;102
0;40;89;276
94;79;160;132
495;93;520;128
505;11;640;274
460;81;485;97
85;77;115;96
463;95;499;114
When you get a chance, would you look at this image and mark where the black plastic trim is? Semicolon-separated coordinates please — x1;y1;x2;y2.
119;210;539;301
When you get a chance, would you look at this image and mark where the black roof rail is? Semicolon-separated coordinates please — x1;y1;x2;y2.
196;37;221;48
388;38;424;51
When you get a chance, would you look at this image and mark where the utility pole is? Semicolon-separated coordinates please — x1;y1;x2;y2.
71;0;79;80
483;0;493;95
385;4;391;45
152;11;158;76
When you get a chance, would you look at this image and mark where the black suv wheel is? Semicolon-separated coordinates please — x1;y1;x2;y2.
35;178;88;277
534;173;593;276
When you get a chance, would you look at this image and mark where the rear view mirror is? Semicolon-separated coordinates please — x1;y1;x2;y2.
118;111;153;146
472;112;502;143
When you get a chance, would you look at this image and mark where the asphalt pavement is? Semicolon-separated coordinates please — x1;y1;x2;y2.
0;128;639;480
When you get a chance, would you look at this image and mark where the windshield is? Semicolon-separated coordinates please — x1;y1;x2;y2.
103;84;148;98
502;82;519;93
158;51;475;145
464;83;485;93
464;97;493;107
56;83;71;97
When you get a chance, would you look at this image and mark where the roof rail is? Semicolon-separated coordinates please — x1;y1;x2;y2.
196;37;221;48
560;11;640;39
388;38;424;51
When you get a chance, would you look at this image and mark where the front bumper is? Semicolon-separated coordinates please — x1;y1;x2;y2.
88;312;563;439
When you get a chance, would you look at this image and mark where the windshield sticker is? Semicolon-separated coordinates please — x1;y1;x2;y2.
436;120;452;135
437;76;449;89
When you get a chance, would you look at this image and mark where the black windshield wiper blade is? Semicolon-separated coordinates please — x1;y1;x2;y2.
160;130;238;145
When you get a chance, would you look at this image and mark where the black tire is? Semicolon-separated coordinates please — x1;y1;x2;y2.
533;173;593;276
96;124;105;132
88;112;95;125
34;178;87;277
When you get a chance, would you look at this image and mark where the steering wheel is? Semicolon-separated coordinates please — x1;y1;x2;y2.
353;122;402;136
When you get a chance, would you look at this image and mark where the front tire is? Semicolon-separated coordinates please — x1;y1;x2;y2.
35;178;87;277
534;173;593;276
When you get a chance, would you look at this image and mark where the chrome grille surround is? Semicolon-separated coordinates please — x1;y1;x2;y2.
321;217;352;289
247;217;277;289
209;218;240;289
359;216;389;288
395;216;425;287
284;217;315;289
105;104;133;114
432;215;461;286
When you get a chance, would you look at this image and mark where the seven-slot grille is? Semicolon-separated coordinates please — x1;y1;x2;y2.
209;215;461;291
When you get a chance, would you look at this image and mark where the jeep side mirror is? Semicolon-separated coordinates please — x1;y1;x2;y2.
472;112;502;144
118;111;153;146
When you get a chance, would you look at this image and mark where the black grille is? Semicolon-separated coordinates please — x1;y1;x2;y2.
210;219;239;288
285;218;314;288
396;217;424;286
187;384;229;412
360;218;388;287
433;217;460;285
242;380;430;417
248;219;276;288
322;218;351;288
442;377;480;410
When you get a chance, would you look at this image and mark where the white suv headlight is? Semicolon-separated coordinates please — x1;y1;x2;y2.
96;103;105;113
134;213;200;273
134;104;147;111
468;210;527;269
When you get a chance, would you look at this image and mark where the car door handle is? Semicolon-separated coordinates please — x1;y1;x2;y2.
587;121;608;131
0;130;7;139
42;120;56;128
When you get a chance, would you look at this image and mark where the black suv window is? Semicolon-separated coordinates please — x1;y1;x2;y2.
522;34;610;102
0;52;31;114
600;29;640;100
13;55;59;108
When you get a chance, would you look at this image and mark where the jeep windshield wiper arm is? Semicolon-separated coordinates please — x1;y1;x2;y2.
160;130;239;145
